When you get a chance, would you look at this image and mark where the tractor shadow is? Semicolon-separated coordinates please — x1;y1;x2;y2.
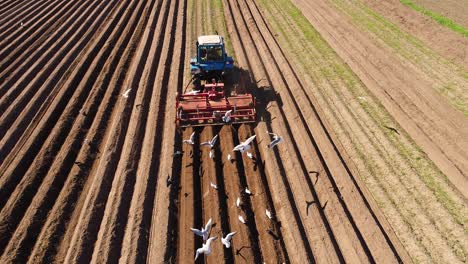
226;66;280;128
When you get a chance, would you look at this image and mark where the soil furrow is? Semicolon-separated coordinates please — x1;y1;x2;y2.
198;128;225;263
218;126;258;263
0;0;59;50
0;0;88;87
0;0;106;129
292;0;468;197
90;0;176;262
0;0;124;209
57;1;154;263
0;0;140;259
0;0;43;28
0;0;113;153
145;0;188;261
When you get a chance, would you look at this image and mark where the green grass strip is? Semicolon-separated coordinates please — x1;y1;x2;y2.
400;0;468;37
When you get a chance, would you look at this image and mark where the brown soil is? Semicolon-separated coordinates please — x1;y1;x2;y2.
363;0;468;69
2;0;458;262
411;0;468;28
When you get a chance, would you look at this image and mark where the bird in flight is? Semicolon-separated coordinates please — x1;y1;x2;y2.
245;187;252;195
266;209;273;219
195;236;217;260
123;89;131;98
238;215;246;224
267;131;283;149
200;134;218;149
183;132;195;145
233;135;256;153
191;218;213;241
210;182;218;190
221;232;237;248
222;110;233;123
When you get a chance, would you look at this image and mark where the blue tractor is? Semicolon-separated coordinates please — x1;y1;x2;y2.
190;35;234;89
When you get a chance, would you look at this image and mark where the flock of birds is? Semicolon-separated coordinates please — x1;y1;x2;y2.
182;130;283;260
183;130;283;159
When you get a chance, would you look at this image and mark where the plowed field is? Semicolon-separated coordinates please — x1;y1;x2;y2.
0;0;466;263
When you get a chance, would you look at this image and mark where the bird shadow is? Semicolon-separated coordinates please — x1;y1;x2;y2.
235;245;251;260
309;170;320;185
267;229;280;240
306;200;315;216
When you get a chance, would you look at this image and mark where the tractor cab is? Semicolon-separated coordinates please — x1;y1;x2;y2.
190;35;234;86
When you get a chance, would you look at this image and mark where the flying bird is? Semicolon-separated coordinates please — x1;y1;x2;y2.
123;89;131;98
210;182;218;190
233;135;256;153
186;90;200;95
221;232;237;248
209;150;214;159
267;131;283;149
236;197;241;208
191;218;213;241
246;152;253;159
183;132;195;145
266;209;273;219
195;236;217;260
227;154;232;161
238;215;246;224
222;110;233;123
200;134;218;149
245;187;252;195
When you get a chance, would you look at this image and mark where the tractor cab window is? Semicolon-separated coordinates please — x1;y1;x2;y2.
199;45;223;62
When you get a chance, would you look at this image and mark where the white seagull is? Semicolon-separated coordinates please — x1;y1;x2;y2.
195;236;217;260
267;131;283;149
123;89;131;98
186;90;200;95
227;154;232;161
233;135;256;153
246;152;253;159
236;197;241;208
191;218;213;241
221;232;237;248
183;132;195;145
200;134;218;149
210;182;218;190
222;110;233;123
245;187;252;195
266;209;273;219
238;215;246;224
209;150;214;159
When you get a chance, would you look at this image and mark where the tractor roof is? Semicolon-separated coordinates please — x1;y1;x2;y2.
198;35;223;45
